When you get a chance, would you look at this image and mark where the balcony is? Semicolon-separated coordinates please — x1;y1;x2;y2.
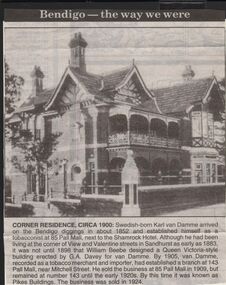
108;131;181;149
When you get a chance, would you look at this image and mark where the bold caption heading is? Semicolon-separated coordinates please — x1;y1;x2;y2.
4;9;224;22
40;9;191;21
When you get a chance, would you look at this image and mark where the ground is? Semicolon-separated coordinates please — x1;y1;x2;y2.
163;203;225;216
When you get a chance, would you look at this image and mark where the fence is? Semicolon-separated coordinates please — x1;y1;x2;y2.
5;173;225;204
139;174;191;186
81;184;122;195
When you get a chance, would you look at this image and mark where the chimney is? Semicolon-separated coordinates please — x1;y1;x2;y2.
30;66;44;96
69;32;87;73
182;65;195;81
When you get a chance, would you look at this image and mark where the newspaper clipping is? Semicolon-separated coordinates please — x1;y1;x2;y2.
4;8;226;285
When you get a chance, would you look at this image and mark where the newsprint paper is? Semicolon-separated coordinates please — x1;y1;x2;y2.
3;8;226;285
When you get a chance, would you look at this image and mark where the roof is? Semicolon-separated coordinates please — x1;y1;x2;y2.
102;67;132;90
69;67;102;95
70;66;132;95
137;99;162;114
153;77;214;115
7;113;21;123
16;66;132;112
16;64;162;114
17;88;54;111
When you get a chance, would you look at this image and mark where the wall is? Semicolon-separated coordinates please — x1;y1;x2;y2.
80;195;123;216
180;118;192;146
139;183;225;216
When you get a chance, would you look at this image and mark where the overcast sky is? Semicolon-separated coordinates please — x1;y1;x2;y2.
4;26;224;100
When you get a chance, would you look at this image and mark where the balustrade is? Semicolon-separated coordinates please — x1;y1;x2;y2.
130;132;149;145
108;131;129;145
108;131;180;149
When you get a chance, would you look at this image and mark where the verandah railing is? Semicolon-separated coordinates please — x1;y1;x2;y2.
108;131;180;148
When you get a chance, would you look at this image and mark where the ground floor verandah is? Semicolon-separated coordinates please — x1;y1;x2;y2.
7;145;225;204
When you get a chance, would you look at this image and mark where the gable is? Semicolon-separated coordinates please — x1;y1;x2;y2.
114;73;151;105
110;66;161;114
50;76;82;110
45;67;95;111
203;79;225;109
203;80;225;120
44;64;161;113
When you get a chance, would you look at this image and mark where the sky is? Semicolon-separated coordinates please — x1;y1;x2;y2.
4;26;225;101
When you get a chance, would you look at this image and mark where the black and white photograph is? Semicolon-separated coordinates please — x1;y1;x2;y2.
4;24;225;217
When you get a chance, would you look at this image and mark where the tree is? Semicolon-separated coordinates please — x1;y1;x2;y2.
5;60;24;114
11;130;61;201
5;61;25;198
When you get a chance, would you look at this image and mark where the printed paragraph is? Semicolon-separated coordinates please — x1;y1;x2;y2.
8;220;221;285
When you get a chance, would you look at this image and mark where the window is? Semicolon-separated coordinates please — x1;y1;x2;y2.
195;163;203;184
212;164;216;183
206;163;211;183
35;129;41;140
192;111;202;137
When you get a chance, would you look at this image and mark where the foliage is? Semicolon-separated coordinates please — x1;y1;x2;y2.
5;60;24;114
5;176;12;200
11;130;61;174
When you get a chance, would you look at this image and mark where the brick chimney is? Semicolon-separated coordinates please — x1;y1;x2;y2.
30;66;44;96
69;32;87;73
182;65;195;81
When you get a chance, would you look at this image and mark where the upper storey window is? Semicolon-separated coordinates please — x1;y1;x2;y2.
191;110;214;140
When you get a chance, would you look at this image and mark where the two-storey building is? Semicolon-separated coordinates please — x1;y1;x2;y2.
7;32;225;203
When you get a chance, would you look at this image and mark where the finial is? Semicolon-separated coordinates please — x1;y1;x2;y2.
132;59;135;66
212;69;215;77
